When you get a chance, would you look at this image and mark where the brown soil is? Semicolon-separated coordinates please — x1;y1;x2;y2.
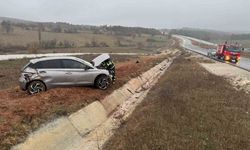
103;53;250;150
0;54;167;150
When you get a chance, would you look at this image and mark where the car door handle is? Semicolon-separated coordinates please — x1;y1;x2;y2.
65;72;72;75
39;71;46;74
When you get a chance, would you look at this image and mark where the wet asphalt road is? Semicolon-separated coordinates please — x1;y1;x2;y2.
175;35;250;71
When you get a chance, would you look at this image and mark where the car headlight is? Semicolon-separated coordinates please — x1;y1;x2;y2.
23;73;36;81
24;73;35;77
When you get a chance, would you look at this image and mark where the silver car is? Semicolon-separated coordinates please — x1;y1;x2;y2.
19;54;114;94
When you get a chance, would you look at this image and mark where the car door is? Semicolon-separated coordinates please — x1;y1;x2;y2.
35;59;73;87
61;59;97;85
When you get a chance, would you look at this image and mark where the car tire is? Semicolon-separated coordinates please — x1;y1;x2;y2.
27;80;46;95
95;75;110;90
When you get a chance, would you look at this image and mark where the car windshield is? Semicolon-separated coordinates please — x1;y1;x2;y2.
227;46;240;52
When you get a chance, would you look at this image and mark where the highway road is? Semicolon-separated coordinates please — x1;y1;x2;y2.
174;35;250;71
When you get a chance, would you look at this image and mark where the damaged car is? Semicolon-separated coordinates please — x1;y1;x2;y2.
19;54;115;94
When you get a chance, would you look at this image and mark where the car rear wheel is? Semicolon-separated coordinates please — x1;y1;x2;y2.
95;75;110;90
27;81;46;95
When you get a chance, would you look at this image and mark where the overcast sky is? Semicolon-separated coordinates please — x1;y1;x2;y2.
0;0;250;32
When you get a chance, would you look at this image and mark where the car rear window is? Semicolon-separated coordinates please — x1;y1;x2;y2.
35;60;62;69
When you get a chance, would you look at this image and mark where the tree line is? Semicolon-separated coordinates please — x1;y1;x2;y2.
168;28;250;41
1;21;14;33
1;20;162;36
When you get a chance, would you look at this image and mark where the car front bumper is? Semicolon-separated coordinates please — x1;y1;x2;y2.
19;76;28;91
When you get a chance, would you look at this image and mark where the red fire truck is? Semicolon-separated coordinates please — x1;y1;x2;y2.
208;43;241;63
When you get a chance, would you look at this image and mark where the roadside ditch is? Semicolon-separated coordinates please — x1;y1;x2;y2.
11;50;180;150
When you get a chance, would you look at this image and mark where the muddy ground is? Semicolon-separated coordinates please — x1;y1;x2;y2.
103;54;250;150
0;54;170;150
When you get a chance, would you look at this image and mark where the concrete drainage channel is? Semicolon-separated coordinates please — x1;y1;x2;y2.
12;53;178;150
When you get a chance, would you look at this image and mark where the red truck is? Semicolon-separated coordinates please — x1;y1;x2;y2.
208;43;241;63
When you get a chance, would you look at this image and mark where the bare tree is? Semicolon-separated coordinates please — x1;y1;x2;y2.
1;20;13;34
38;24;43;48
27;42;39;54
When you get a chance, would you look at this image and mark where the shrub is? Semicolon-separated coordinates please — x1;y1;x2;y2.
99;42;109;47
84;42;92;47
146;38;157;42
114;40;122;47
62;40;76;48
84;41;109;47
27;42;39;54
40;39;57;49
137;42;144;49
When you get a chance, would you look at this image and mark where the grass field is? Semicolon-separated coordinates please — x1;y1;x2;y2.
0;26;115;46
0;26;172;54
103;53;250;150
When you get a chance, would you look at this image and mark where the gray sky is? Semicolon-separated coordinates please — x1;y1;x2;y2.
1;0;250;32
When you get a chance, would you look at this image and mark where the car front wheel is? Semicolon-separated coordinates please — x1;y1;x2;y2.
95;75;110;90
27;80;46;95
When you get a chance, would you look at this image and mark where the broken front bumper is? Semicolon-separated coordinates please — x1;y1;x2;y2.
19;76;28;91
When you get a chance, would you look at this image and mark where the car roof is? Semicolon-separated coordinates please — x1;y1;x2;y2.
30;56;86;64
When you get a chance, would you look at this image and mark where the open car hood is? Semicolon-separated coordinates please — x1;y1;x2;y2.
91;54;110;67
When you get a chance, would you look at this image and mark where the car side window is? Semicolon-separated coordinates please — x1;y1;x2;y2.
61;59;86;69
35;60;62;69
